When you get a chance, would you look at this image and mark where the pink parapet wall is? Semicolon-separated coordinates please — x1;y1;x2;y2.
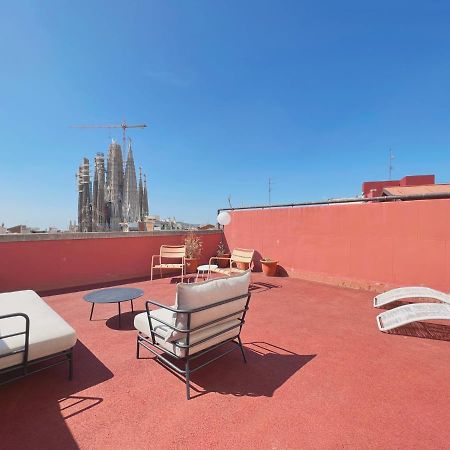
0;231;222;293
223;199;450;292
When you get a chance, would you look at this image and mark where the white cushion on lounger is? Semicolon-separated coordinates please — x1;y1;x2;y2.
168;270;250;342
0;290;77;370
134;308;241;358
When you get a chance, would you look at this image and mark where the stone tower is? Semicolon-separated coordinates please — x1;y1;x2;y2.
77;157;92;232
92;152;106;231
122;140;139;223
106;140;124;230
138;168;149;220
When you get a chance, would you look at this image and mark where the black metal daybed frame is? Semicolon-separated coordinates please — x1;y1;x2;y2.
0;312;74;386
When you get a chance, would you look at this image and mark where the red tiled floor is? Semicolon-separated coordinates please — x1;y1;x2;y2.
1;274;449;449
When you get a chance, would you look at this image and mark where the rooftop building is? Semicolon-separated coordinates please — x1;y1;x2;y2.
362;174;436;198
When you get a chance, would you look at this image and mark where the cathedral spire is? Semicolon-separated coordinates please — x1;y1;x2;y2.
122;138;139;223
138;167;144;221
143;173;149;218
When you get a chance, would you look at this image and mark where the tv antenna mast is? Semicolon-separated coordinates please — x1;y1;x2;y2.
388;148;395;180
70;121;147;156
268;178;273;205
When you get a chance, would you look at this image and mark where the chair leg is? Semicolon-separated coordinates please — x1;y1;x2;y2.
185;360;191;400
68;349;73;380
136;336;140;359
237;336;247;363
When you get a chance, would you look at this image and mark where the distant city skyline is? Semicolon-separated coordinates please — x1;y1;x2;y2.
2;2;450;229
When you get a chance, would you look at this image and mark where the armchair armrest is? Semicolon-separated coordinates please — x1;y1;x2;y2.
145;299;178;313
0;313;30;363
151;255;161;265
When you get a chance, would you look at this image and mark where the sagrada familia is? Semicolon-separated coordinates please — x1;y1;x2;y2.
77;140;149;231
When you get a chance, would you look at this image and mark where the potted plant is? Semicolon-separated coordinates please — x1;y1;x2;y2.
260;257;278;276
184;232;203;274
216;241;231;268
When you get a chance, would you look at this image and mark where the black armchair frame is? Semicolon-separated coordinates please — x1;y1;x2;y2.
136;292;251;399
0;313;74;386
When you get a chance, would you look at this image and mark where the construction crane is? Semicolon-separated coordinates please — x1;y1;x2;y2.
70;121;147;156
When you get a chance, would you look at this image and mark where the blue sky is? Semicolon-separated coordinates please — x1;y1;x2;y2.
1;1;450;229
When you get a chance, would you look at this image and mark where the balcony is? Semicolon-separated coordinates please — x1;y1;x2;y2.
1;199;449;449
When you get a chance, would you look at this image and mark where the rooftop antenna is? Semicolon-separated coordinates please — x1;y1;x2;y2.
388;148;395;180
227;195;233;209
268;178;273;205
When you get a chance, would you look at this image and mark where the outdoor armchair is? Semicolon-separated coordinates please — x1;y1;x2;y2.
208;248;254;277
151;245;186;281
134;271;251;399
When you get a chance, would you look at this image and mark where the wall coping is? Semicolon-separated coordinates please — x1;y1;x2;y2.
0;229;221;243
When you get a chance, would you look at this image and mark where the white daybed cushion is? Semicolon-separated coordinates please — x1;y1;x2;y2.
0;290;77;370
134;308;241;358
170;270;250;342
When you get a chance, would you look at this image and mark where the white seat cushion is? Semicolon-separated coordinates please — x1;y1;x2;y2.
134;309;241;358
0;290;77;370
134;307;177;339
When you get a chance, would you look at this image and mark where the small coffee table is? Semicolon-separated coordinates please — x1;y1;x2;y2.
83;287;144;328
195;264;218;282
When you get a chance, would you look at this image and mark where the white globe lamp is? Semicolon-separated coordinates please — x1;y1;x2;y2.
217;211;231;226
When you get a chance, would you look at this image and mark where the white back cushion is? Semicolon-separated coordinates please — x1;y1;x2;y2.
168;271;250;342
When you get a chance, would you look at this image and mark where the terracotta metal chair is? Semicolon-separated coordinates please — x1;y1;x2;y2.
151;245;186;281
208;248;254;277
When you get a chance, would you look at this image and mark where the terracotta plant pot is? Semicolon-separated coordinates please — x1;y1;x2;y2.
261;260;278;276
217;253;231;268
185;258;199;274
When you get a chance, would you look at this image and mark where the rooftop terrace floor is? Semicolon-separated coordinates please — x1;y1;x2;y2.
2;274;449;449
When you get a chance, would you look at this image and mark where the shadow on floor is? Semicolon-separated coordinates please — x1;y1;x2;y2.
171;275;197;284
106;310;144;331
60;395;104;420
159;341;316;399
386;322;450;341
1;340;113;450
249;281;282;293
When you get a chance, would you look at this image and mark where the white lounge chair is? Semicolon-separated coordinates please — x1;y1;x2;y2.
373;287;450;308
150;245;186;281
376;303;450;332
